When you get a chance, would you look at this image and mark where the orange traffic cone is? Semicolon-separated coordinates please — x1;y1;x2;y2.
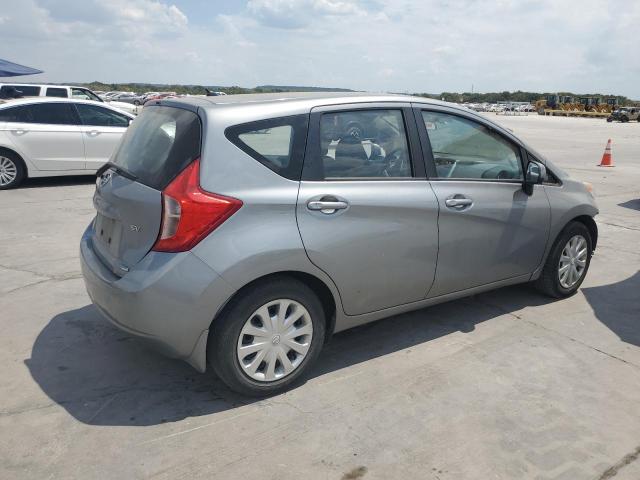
598;139;614;167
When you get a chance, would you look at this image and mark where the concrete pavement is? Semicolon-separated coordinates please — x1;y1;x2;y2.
0;113;638;479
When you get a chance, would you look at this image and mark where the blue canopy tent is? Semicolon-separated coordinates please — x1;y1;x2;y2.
0;59;43;77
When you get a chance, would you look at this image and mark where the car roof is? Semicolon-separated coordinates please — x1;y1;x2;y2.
155;91;489;128
0;96;135;116
154;91;535;153
0;83;86;89
159;91;448;109
155;91;479;120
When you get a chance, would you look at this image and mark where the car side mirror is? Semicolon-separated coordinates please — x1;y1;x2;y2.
523;161;546;195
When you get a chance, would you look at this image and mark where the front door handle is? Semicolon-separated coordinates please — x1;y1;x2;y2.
11;129;27;135
445;196;473;209
87;130;100;136
307;200;349;214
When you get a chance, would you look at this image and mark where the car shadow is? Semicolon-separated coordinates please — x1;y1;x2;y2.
20;175;95;189
26;284;556;427
582;271;640;347
618;199;640;211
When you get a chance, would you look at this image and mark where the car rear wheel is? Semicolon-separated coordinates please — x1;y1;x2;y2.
209;277;325;396
534;221;592;298
0;152;25;190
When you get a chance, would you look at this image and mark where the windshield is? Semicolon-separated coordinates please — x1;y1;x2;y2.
110;106;201;190
71;88;103;102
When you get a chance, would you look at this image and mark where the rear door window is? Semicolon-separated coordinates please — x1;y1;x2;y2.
110;106;201;190
225;115;308;180
316;109;412;179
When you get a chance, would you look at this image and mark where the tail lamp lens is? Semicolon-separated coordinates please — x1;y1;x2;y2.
152;158;242;252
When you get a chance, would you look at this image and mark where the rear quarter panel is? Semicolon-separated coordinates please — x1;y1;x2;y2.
190;105;344;316
0;127;38;174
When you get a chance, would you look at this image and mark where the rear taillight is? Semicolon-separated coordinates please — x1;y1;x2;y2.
152;158;242;252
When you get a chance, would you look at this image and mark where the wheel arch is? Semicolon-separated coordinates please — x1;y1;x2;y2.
531;212;598;281
206;271;338;362
571;214;598;251
0;146;28;177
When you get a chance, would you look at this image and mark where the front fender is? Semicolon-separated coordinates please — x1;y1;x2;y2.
531;182;598;279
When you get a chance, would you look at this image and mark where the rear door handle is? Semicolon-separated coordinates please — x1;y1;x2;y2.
87;130;100;136
445;196;473;208
307;200;349;214
11;129;26;135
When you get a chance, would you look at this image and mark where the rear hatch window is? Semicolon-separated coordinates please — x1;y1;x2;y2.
111;105;201;190
90;105;201;276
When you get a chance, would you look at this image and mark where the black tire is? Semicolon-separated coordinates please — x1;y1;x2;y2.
134;100;140;106
208;277;326;396
621;116;629;123
534;221;593;298
0;150;26;190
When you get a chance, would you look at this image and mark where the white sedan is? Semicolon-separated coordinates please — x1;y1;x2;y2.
0;97;134;189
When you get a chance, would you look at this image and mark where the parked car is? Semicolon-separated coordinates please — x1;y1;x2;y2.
80;92;598;396
607;107;640;123
143;92;177;104
110;92;146;106
0;83;139;115
0;97;134;189
103;91;124;99
205;89;227;96
141;92;160;102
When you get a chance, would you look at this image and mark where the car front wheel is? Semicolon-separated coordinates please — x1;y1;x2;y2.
535;221;593;298
209;277;326;396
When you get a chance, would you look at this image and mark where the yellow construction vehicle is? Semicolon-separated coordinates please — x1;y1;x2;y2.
536;95;575;115
537;95;611;118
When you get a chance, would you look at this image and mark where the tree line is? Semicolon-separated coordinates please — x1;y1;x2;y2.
78;82;632;104
416;90;630;104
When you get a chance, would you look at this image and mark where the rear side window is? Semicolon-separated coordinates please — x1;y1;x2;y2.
1;103;79;125
111;106;201;190
0;85;41;97
0;106;24;122
46;87;68;98
225;115;308;180
75;104;130;127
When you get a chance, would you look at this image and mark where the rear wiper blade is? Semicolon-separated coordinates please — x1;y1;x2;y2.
97;162;138;181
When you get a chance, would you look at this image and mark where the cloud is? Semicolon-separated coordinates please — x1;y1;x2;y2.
246;0;365;29
0;0;638;98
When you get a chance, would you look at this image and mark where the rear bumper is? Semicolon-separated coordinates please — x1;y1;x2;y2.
80;225;234;372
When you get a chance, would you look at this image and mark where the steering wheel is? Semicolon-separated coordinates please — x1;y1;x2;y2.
434;157;457;178
382;148;408;177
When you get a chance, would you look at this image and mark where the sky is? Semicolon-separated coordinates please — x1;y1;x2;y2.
2;0;639;98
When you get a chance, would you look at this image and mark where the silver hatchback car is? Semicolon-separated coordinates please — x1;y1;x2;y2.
80;93;598;396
